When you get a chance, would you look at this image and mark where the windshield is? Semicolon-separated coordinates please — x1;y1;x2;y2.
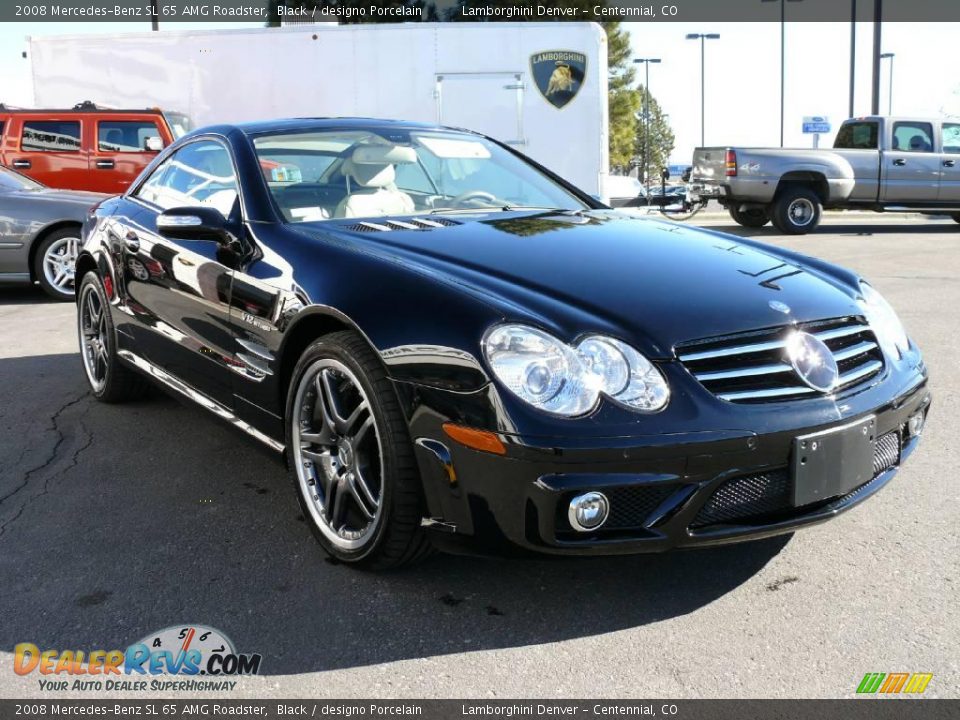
0;166;43;192
251;128;589;223
163;111;194;139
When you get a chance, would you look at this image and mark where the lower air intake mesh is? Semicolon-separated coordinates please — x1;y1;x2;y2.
691;431;901;528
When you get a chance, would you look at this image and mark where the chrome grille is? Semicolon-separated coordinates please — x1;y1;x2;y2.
676;317;884;403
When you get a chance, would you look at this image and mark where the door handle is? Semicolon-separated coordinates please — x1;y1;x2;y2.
124;232;140;253
95;159;115;169
893;158;906;166
11;159;30;168
944;159;956;168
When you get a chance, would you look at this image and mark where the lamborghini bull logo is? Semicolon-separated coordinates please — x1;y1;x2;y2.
531;50;586;109
546;63;575;96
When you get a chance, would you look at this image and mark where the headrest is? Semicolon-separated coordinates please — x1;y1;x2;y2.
341;159;396;188
908;135;928;151
352;144;417;165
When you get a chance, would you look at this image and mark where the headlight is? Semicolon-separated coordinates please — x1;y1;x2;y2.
859;282;910;360
482;325;670;417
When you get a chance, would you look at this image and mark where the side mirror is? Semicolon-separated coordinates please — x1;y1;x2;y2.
144;136;164;152
157;206;231;244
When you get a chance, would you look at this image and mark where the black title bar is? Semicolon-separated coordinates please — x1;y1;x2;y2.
4;0;960;24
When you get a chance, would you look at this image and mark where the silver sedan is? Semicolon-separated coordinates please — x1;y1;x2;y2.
0;166;107;300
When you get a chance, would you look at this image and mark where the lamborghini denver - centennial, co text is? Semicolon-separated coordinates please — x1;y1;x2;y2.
74;118;930;569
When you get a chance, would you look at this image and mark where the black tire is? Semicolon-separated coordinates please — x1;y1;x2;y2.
76;272;151;403
33;226;82;301
728;205;770;228
770;186;823;235
285;331;431;570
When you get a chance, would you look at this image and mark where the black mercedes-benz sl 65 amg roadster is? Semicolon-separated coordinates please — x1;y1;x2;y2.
75;118;930;568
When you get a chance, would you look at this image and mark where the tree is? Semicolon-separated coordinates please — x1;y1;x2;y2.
602;21;641;173
634;87;675;184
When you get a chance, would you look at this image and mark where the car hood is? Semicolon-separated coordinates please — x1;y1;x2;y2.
323;211;864;358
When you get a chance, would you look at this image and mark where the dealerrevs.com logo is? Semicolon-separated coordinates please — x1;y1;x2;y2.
856;672;933;696
14;624;262;692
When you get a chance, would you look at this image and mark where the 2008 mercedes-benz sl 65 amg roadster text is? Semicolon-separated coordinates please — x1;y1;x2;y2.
74;118;931;569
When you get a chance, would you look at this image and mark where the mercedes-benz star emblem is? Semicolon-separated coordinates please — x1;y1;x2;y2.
769;300;791;314
786;331;839;392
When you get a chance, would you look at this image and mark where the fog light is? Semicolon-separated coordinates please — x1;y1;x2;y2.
568;492;609;532
907;411;925;438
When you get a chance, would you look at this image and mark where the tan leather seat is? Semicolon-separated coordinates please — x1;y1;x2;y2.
334;145;417;219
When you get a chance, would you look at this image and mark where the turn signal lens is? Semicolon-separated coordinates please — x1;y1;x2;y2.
442;423;507;455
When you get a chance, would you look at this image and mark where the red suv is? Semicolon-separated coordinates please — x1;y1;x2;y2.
0;102;192;194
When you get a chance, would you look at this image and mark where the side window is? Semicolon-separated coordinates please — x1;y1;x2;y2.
135;140;238;218
21;121;82;152
942;123;960;154
98;121;161;152
892;122;934;153
834;122;878;150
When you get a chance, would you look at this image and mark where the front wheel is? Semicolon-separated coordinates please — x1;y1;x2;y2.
34;227;81;301
286;331;431;569
770;187;822;235
729;205;770;228
76;273;150;402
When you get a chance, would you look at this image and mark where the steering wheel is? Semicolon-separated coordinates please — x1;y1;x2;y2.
449;190;499;209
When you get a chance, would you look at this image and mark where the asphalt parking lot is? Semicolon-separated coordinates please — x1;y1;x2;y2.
0;215;957;699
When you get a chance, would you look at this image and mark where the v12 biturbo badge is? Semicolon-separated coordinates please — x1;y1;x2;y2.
530;50;586;109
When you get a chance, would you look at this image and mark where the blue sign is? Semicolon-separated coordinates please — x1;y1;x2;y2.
802;116;831;134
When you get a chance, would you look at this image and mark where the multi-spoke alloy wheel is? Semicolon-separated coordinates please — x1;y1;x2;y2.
35;229;83;300
292;359;384;550
43;236;80;295
286;332;431;568
75;273;149;403
79;281;109;393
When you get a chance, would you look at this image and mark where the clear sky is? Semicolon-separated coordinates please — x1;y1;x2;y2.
629;21;960;162
2;19;958;165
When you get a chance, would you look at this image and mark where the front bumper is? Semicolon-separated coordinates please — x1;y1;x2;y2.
407;375;931;557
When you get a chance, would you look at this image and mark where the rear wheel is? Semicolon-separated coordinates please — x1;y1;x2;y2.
34;227;81;301
728;205;770;228
286;331;431;569
76;273;150;402
770;186;822;235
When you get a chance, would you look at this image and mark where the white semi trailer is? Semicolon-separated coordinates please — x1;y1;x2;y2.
28;22;609;196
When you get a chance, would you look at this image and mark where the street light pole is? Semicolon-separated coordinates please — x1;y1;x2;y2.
633;58;661;196
880;52;895;114
686;33;720;147
849;0;857;117
150;0;158;30
762;0;804;148
871;0;883;114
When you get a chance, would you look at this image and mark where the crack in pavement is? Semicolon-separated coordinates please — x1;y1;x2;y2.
0;391;93;540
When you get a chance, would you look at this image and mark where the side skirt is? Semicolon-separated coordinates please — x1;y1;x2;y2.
117;349;286;454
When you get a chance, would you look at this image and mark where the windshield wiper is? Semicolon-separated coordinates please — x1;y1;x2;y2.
430;205;585;215
500;206;585;215
428;206;502;215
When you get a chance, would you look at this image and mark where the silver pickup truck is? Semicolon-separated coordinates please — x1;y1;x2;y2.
688;116;960;234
